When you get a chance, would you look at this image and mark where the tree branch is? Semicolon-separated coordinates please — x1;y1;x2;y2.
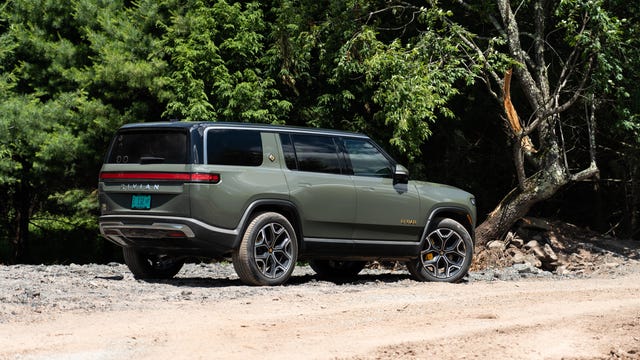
533;0;550;99
453;29;503;99
570;94;599;182
496;0;544;109
548;56;594;116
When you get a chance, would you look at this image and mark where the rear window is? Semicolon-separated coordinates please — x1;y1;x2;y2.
206;129;263;166
106;130;188;164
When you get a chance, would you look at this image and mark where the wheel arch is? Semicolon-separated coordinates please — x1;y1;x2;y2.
423;206;475;242
235;199;304;250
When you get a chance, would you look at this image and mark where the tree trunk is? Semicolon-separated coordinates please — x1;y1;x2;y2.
475;174;564;246
10;164;33;264
473;0;600;246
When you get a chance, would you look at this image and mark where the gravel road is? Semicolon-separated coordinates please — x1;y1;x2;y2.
1;259;639;359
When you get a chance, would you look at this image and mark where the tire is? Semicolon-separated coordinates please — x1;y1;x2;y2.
309;260;367;279
406;218;473;283
122;248;184;279
232;212;298;286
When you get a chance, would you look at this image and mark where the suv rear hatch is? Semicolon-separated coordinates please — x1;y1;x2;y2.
99;128;195;217
98;126;220;245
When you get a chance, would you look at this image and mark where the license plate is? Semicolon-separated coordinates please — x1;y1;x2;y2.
131;195;151;210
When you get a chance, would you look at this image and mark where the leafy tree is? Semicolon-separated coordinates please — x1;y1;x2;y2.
0;0;124;262
160;0;291;123
264;1;478;161
1;0;638;263
446;0;635;245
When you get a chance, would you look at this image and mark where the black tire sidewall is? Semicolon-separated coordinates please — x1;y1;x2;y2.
407;218;473;283
122;248;184;279
233;212;298;286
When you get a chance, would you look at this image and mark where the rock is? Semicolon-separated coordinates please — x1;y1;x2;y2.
543;244;558;261
513;263;538;274
510;237;525;248
555;265;571;276
524;240;540;250
525;240;548;261
487;240;506;250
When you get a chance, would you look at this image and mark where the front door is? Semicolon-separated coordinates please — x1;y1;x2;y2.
342;138;422;241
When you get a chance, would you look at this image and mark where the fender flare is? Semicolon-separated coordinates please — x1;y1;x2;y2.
420;206;476;247
233;199;304;249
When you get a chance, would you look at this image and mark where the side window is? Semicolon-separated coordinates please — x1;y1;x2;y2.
343;138;393;178
279;133;297;170
206;129;263;166
290;134;342;174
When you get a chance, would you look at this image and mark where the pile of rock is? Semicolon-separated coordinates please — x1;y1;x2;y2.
487;233;562;272
474;217;634;277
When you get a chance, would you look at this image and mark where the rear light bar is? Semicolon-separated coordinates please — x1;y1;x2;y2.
99;172;220;183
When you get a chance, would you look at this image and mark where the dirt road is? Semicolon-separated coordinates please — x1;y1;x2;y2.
1;263;639;360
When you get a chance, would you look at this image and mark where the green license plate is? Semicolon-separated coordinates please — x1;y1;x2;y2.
131;194;151;210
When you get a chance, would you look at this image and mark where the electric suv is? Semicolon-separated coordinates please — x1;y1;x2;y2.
98;122;476;285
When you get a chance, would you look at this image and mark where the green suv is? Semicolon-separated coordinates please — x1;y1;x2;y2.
98;122;476;285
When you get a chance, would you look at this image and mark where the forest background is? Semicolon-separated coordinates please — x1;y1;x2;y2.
0;0;638;264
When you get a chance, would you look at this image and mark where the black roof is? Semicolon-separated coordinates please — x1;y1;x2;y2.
119;121;369;138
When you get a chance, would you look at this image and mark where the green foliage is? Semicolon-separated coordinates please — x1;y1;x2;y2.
160;0;290;123
556;0;640;147
271;1;480;160
1;0;639;262
337;23;475;158
31;189;98;238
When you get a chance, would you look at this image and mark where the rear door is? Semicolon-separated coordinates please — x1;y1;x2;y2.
279;133;356;240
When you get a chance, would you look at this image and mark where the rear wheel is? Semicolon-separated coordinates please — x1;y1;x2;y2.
309;260;367;279
232;212;298;286
406;218;473;283
122;248;184;279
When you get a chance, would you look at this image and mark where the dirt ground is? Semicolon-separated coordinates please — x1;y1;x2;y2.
0;264;639;360
1;221;639;360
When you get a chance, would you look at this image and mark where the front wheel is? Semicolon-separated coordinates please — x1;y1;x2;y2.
406;218;473;283
232;212;298;286
122;248;184;279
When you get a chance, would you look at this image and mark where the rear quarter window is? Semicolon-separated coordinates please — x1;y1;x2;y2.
206;129;263;166
106;130;188;164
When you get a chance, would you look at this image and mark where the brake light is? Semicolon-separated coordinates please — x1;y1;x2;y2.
99;172;220;183
189;173;220;183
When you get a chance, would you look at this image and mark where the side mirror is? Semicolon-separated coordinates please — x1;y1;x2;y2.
393;164;409;185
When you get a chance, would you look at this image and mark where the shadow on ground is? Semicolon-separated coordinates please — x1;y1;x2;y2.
132;272;413;289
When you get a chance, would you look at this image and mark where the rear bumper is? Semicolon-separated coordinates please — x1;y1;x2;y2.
99;215;239;256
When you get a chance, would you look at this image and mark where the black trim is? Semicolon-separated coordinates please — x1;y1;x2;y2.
422;206;476;244
99;215;237;257
235;199;304;251
302;237;422;260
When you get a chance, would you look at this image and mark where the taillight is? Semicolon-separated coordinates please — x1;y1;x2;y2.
99;172;220;184
189;173;220;183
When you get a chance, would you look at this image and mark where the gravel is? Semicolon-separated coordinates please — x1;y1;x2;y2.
2;254;639;325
